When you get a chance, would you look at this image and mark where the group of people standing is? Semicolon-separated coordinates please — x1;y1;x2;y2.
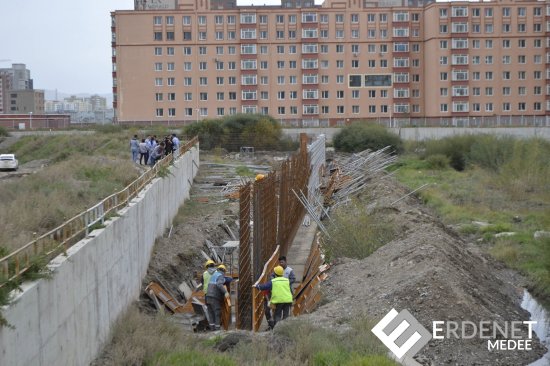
130;134;181;166
201;256;295;331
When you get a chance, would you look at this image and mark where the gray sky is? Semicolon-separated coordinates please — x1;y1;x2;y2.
0;0;285;96
1;1;135;95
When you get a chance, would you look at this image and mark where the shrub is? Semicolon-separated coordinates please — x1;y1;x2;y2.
148;350;236;366
324;202;397;260
0;126;8;137
425;154;449;169
184;114;284;151
333;122;403;153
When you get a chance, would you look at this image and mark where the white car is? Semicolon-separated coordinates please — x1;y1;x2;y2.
0;154;18;171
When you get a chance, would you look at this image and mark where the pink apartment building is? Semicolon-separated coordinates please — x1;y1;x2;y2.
111;0;550;126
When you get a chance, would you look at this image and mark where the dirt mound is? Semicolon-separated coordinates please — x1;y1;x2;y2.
306;177;547;365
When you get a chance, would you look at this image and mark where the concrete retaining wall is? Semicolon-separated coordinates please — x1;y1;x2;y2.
0;145;199;366
283;127;550;143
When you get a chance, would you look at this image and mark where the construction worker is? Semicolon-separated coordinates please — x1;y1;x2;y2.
276;256;296;292
255;173;265;181
206;264;230;331
255;265;293;327
202;260;216;293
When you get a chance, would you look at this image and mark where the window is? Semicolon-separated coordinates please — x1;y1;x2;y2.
472;40;480;49
485;23;493;33
502;24;510;33
199;46;207;55
337;106;344;114
302;13;318;22
167;77;175;86
301;104;320;116
485;71;493;80
167;47;174;55
518;102;526;111
155;77;163;86
168;108;176;117
183;77;192;86
155;93;163;102
485;40;493;48
154;16;162;25
485;87;493;96
167;62;175;71
156;108;163;117
451;6;467;17
198;16;207;25
259;15;267;24
439;24;448;34
289;14;297;24
154;62;162;71
440;104;448;112
472;8;480;17
240;13;256;24
351;14;359;23
485;56;493;64
168;93;175;101
472;87;480;96
503;87;511;96
216;77;224;85
518;7;526;17
335;14;344;23
440;40;448;49
440;8;448;18
154;32;162;41
502;71;510;80
183;16;191;25
199;77;207;85
518;23;526;32
452;22;468;33
485;8;493;17
302;28;318;38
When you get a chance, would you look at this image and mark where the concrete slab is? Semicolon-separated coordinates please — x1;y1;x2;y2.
286;220;318;284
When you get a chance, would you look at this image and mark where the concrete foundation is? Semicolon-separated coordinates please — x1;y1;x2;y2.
0;146;199;366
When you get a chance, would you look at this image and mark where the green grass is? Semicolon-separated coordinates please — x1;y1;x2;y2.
394;146;550;301
324;200;397;261
98;308;396;366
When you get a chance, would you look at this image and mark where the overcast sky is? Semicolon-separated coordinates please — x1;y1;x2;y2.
0;0;293;96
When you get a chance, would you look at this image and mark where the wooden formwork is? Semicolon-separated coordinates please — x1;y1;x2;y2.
293;236;325;316
251;246;280;332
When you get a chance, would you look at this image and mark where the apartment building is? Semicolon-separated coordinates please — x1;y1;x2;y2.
111;0;550;125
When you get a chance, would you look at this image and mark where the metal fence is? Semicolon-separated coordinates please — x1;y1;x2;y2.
0;136;199;285
236;183;253;330
237;136;310;330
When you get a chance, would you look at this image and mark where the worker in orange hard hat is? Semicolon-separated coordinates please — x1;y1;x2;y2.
202;259;216;292
254;265;293;328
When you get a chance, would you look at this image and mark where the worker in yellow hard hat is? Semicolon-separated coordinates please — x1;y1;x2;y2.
254;265;293;328
206;264;230;331
255;173;265;182
202;259;216;293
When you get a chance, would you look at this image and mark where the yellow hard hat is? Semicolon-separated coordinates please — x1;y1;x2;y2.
274;266;284;276
218;264;227;272
204;259;215;268
255;174;265;181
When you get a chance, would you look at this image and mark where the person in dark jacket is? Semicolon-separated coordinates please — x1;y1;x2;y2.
206;264;230;330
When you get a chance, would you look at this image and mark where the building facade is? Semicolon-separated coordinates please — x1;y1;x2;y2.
0;64;42;114
111;0;550;126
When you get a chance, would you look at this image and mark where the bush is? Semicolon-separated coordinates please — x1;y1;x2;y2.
0;126;8;137
425;154;449;169
324;202;397;260
148;350;236;366
333;122;403;153
183;114;284;151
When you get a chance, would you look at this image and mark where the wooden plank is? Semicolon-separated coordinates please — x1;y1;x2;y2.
252;246;280;332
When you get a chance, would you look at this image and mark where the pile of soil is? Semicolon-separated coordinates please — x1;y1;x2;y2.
305;176;547;365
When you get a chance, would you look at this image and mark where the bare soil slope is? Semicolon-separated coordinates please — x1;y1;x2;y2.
306;176;546;365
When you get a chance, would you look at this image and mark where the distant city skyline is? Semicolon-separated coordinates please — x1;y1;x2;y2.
0;0;299;96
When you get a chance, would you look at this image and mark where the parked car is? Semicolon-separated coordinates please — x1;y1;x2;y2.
0;154;18;171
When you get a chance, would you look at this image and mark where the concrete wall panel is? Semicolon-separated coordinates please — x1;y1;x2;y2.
0;146;199;366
